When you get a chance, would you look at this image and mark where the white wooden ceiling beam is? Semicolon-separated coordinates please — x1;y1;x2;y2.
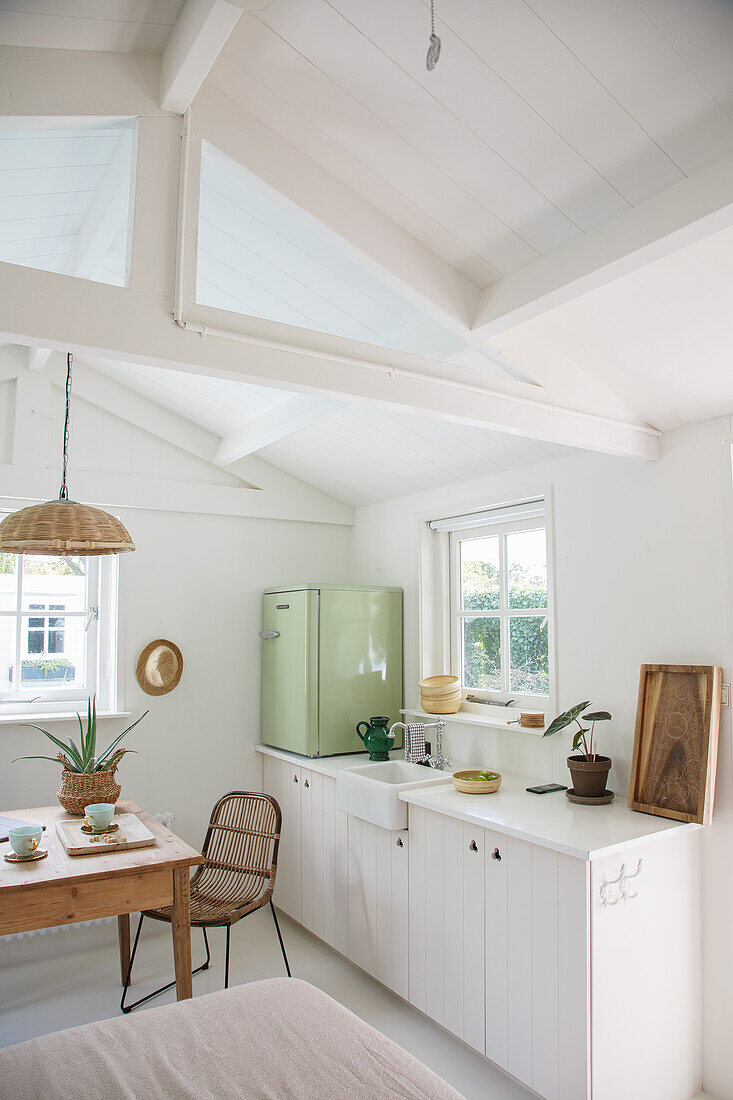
213;396;344;466
0;462;352;526
0;46;165;118
472;151;733;338
26;347;52;372
161;0;243;113
0;260;659;460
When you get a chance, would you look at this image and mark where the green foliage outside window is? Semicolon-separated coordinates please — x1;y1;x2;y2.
462;558;549;695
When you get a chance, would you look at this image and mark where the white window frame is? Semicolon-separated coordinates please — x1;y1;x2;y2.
0;532;120;718
418;488;557;718
449;515;553;709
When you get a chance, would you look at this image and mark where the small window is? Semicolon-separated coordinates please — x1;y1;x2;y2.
0;536;119;715
445;503;554;709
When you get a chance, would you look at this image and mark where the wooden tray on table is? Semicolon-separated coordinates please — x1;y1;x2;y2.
56;813;157;856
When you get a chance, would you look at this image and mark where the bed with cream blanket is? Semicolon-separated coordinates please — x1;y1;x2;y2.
0;977;465;1100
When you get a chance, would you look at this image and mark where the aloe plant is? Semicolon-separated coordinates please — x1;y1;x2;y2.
13;695;148;774
543;700;612;760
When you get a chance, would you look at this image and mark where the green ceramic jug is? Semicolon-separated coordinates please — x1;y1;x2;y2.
356;716;395;761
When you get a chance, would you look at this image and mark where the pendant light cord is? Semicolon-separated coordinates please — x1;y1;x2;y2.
431;0;435;37
59;352;72;501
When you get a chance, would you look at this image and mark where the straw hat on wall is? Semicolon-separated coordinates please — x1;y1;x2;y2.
136;639;183;696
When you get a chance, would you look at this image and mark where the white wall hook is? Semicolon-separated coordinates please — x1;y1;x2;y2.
599;859;642;906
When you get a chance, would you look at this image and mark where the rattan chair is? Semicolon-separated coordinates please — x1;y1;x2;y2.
121;791;291;1013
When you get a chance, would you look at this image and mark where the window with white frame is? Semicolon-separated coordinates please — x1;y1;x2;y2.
0;536;119;715
431;497;554;709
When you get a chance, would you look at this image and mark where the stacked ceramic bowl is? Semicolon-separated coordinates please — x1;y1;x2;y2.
419;675;462;714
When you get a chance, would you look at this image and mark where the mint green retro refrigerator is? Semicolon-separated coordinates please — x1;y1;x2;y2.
260;584;403;757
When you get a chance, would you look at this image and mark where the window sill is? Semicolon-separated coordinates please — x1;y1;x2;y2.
0;710;132;727
400;707;546;737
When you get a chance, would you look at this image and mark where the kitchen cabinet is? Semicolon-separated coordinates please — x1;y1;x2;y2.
260;747;701;1100
347;815;408;999
261;752;348;955
405;795;699;1100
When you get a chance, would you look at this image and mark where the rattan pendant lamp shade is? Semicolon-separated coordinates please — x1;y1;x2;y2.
0;353;135;556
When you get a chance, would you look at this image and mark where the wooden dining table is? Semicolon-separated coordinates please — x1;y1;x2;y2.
0;800;204;1002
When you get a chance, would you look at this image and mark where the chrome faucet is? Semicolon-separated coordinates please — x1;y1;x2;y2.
390;718;450;770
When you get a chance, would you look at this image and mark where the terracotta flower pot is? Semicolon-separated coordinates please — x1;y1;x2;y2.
567;754;611;799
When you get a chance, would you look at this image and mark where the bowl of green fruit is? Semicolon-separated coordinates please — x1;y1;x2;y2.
452;769;502;794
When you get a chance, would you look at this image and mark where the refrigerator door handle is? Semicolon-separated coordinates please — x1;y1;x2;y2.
258;630;280;639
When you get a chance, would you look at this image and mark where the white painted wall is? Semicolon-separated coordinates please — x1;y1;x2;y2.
0;360;353;847
1;505;351;845
349;416;733;1100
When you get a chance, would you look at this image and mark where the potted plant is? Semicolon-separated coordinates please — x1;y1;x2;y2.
543;700;612;800
14;695;148;815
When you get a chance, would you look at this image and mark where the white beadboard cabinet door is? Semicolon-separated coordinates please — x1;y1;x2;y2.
496;836;589;1099
484;827;509;1071
410;809;485;1053
321;774;349;957
300;768;326;937
461;821;486;1053
407;805;428;1014
389;829;409;1000
347;815;408;994
263;756;301;922
506;836;533;1086
590;832;701;1100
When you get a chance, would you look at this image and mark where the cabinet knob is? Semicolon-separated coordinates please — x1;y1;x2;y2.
492;848;501;861
396;837;404;848
304;779;310;788
293;775;298;784
468;839;479;852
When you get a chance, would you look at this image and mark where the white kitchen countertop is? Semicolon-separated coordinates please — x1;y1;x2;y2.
255;743;377;777
399;771;700;861
256;743;699;861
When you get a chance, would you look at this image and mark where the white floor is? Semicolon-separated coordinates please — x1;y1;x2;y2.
0;908;533;1100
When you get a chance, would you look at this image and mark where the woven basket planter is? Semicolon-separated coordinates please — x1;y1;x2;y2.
57;766;121;816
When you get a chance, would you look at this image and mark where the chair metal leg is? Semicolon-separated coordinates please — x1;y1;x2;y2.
224;924;231;989
270;901;291;977
120;919;211;1014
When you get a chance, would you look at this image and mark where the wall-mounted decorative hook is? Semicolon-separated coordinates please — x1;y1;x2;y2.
599;859;642;907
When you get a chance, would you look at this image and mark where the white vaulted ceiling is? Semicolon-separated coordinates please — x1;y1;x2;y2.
0;1;185;53
209;0;733;288
4;0;733;507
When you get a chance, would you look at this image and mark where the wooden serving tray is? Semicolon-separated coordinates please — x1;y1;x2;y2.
56;813;157;856
628;664;721;824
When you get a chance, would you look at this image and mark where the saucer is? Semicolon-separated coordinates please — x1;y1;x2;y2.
566;788;614;806
4;848;48;863
81;821;119;835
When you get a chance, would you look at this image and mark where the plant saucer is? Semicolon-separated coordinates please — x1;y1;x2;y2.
81;821;119;835
4;848;49;863
566;788;614;806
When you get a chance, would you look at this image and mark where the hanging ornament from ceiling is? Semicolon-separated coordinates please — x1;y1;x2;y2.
0;353;135;556
426;0;441;70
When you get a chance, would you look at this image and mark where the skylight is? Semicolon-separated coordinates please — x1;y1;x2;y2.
197;142;507;374
0;119;135;287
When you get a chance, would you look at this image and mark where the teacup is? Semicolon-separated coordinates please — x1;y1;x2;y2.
83;803;115;833
8;824;43;859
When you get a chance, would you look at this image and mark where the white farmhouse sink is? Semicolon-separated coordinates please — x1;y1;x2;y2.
337;759;452;830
